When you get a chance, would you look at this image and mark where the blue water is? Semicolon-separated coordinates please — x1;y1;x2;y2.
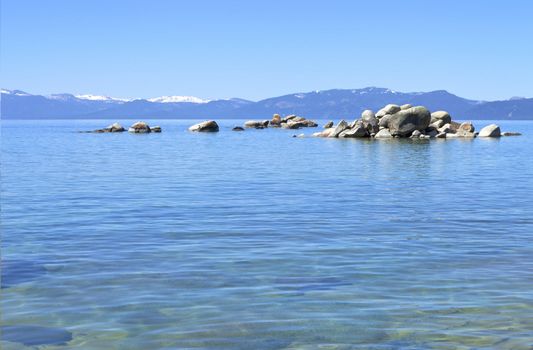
1;119;533;349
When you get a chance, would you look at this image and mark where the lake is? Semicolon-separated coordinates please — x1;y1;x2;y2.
1;119;532;349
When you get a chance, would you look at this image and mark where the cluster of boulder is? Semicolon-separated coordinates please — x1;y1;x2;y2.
86;121;161;133
241;114;318;130
312;104;520;139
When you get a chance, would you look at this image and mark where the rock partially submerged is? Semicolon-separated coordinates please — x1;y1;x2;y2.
150;126;162;133
478;124;501;137
388;106;431;137
244;120;269;128
232;126;245;131
128;121;151;133
85;122;125;133
189;120;219;132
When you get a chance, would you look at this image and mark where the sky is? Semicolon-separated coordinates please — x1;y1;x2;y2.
1;0;532;101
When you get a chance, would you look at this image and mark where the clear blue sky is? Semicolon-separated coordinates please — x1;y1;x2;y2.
1;0;532;101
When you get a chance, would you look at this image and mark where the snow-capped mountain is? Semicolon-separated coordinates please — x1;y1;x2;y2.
147;96;210;104
2;87;532;120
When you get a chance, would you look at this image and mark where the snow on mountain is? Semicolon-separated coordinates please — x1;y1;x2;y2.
1;89;31;96
75;94;131;102
147;95;210;104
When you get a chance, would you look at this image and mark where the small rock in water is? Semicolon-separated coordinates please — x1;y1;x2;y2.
128;121;151;133
292;133;305;138
232;126;244;131
150;126;162;133
188;120;219;132
244;120;269;128
478;124;501;137
501;131;521;136
323;121;334;128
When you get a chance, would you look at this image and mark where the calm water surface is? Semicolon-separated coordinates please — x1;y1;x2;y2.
1;119;533;349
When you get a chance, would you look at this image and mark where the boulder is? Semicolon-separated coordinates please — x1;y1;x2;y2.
410;130;422;138
313;128;334;137
478;124;501;137
244;120;269;128
430;119;445;129
301;119;318;127
426;128;439;138
232;126;245;131
376;104;401;118
374;128;392;139
128;121;151;133
361;109;375;121
150;126;162;133
339;124;368;138
387;106;431;137
400;104;412;110
271;114;282;127
458;122;475;133
430;111;452;124
106;122;125;132
436;132;446;138
329;120;349;138
189;120;219;132
323;121;334;128
438;123;454;134
281;114;298;123
361;110;379;133
378;114;392;128
502;132;522;136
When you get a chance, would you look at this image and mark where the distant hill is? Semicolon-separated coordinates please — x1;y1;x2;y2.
2;87;532;120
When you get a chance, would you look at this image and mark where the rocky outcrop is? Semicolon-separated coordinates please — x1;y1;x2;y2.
244;120;269;128
128;121;151;133
387;106;431;137
478;124;501;137
189;120;219;132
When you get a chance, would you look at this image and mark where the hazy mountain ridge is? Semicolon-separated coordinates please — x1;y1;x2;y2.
2;88;532;119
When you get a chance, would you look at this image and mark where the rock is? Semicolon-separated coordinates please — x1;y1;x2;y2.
286;119;317;129
450;121;462;131
458;122;475;133
374;128;392;138
128;121;151;133
300;119;318;127
244;120;269;128
150;126;162;133
329;120;349;138
446;133;459;138
339;124;367;138
376;104;401;118
232;126;245;131
430;111;452;124
281;114;298;123
387;106;431;137
271;114;282;126
426;128;439;138
361;109;375;121
106;122;125;132
455;130;476;138
436;132;446;138
188;120;219;132
430;119;445;129
400;104;412;110
502;132;521;136
313;128;334;137
478;124;501;137
361;110;379;134
411;130;422;138
438;123;454;134
323;121;334;128
293;133;305;138
378;114;392;128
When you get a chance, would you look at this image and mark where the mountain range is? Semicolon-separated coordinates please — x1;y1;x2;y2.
2;87;532;120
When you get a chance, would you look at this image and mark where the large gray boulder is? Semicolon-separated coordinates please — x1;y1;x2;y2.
387;106;431;137
361;109;379;133
478;124;501;137
376;104;401;118
128;121;151;133
339;124;367;138
378;114;392;128
430;111;452;124
329;120;349;138
374;128;392;138
189;120;219;132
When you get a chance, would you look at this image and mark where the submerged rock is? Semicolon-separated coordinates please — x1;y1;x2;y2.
87;122;126;133
292;133;305;138
244;120;269;128
478;124;501;137
502;131;522;136
1;325;73;346
388;106;431;137
128;121;151;133
150;126;162;133
232;126;245;131
188;120;219;132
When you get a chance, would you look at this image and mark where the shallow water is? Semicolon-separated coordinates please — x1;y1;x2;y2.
1;119;533;349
